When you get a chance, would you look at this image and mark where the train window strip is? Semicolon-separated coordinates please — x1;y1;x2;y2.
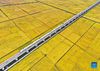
28;46;36;52
45;36;50;40
56;29;60;32
51;32;56;36
18;52;27;60
6;60;16;68
61;26;65;29
0;69;3;71
37;41;44;46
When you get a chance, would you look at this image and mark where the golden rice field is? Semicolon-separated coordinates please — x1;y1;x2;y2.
0;0;100;71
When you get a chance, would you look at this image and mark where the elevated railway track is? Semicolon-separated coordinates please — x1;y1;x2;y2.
0;1;100;71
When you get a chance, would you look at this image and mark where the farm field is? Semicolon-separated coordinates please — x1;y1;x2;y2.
0;0;100;71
